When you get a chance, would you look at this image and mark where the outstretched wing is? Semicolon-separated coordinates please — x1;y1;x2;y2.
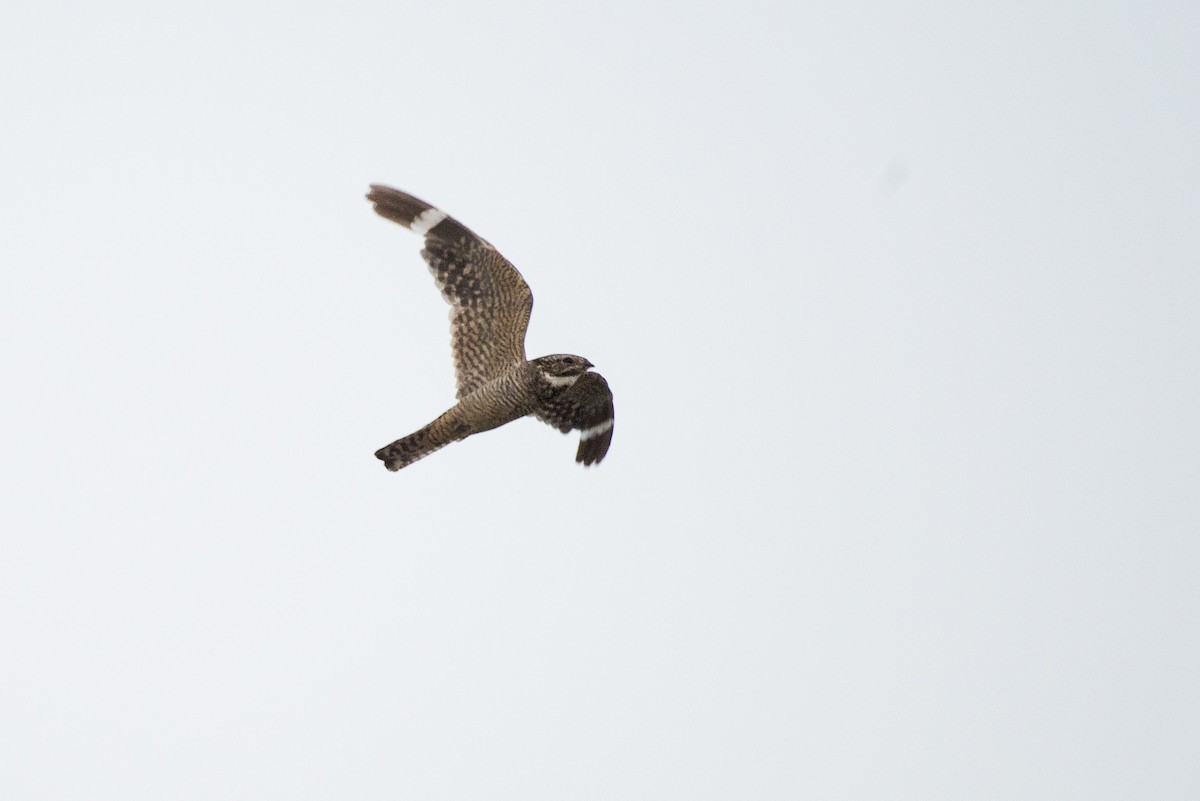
367;185;534;399
534;372;614;466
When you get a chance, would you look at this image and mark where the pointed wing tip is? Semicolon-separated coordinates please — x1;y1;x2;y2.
366;185;438;229
575;424;613;467
366;183;395;203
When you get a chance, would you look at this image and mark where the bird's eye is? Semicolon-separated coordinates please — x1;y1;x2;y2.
563;357;575;364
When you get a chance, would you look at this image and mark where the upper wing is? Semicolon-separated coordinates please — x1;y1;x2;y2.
367;185;533;399
534;371;615;466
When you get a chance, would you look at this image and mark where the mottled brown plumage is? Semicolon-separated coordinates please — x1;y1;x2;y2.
367;185;614;471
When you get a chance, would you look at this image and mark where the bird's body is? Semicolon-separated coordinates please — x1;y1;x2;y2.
367;185;614;471
454;362;542;434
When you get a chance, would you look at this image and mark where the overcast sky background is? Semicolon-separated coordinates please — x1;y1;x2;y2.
2;1;1198;798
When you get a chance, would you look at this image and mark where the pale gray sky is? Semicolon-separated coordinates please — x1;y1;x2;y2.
2;1;1198;799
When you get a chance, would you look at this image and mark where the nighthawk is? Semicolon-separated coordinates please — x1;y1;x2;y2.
367;185;614;471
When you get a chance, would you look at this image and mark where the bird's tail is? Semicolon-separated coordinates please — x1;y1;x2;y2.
375;409;471;472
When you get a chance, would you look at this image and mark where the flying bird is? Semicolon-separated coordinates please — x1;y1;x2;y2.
367;185;614;471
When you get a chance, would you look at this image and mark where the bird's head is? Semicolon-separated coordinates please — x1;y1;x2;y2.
532;354;594;387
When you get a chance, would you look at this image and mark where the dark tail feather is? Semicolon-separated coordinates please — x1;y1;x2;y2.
375;411;470;472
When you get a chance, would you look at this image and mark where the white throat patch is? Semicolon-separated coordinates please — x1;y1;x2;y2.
541;372;580;388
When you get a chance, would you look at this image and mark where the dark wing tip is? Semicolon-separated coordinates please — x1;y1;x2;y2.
367;184;484;249
366;185;436;229
575;423;613;466
573;373;614;467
